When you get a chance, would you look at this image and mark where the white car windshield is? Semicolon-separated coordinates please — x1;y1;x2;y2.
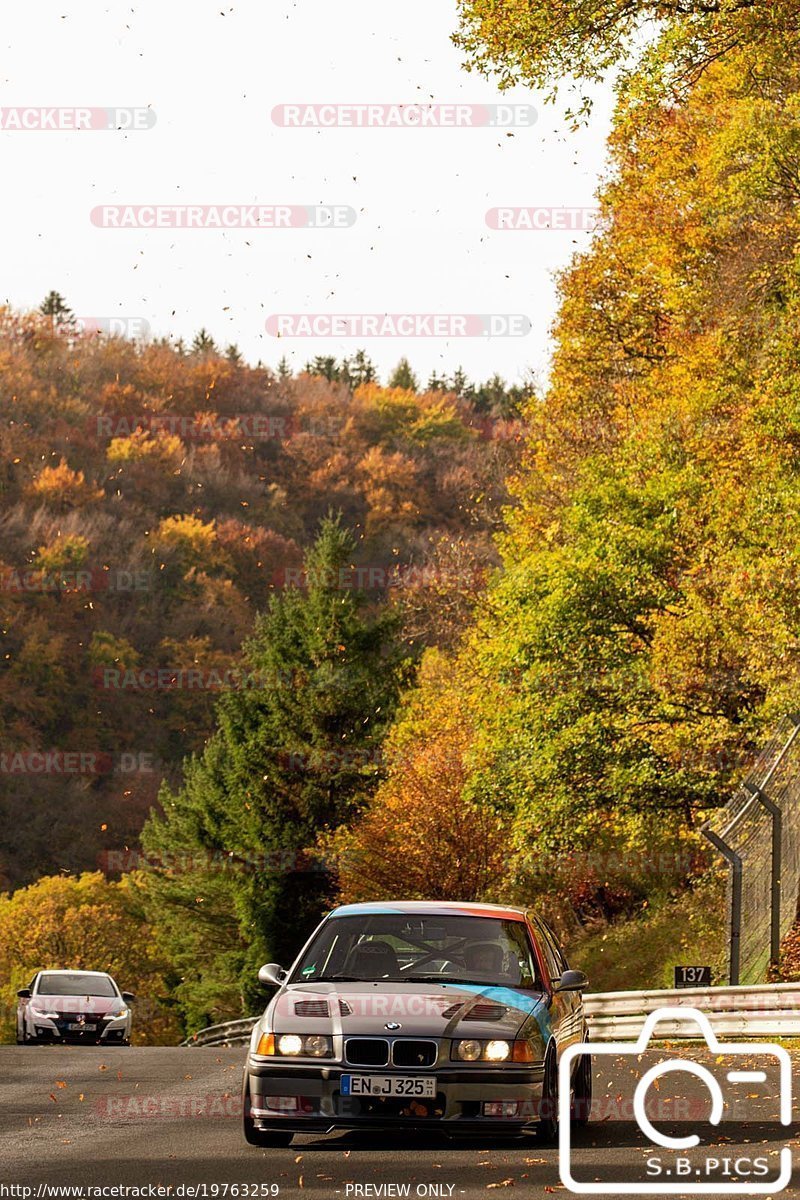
290;914;540;988
37;973;117;996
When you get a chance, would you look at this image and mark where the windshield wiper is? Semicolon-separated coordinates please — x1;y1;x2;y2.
402;975;491;985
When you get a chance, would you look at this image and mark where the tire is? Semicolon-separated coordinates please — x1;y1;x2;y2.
536;1045;559;1144
570;1050;592;1128
242;1076;294;1148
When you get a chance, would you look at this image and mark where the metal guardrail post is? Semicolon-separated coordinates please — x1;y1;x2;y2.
744;782;782;967
702;826;742;985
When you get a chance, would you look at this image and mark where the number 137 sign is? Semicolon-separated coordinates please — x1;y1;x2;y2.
674;965;712;988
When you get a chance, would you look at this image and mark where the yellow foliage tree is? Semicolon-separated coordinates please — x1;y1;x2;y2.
30;459;103;509
0;873;181;1044
324;650;510;903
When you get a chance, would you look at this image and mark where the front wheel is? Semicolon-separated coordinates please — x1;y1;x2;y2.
570;1051;592;1128
536;1046;559;1144
242;1076;294;1148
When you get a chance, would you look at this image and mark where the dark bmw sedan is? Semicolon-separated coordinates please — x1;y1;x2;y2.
243;901;590;1146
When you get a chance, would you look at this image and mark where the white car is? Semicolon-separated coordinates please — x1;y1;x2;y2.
16;970;135;1045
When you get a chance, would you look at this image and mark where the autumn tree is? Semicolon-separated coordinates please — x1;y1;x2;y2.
325;650;509;903
0;873;180;1044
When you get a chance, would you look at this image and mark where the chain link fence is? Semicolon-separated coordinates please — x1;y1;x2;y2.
703;715;800;984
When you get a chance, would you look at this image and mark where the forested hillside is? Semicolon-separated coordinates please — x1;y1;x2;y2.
0;309;522;893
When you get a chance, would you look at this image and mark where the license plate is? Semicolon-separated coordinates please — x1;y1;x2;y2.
341;1075;436;1098
68;1023;96;1031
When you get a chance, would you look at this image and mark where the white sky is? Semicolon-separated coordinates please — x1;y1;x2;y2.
0;0;614;387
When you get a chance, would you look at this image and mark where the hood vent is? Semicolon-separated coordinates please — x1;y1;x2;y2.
339;999;353;1016
442;1001;507;1021
294;999;330;1017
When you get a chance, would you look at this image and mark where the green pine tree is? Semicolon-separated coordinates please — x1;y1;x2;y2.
388;357;419;391
140;516;408;1027
192;328;217;355
39;291;74;330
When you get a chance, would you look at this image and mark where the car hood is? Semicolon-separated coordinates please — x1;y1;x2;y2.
28;994;122;1015
267;981;547;1040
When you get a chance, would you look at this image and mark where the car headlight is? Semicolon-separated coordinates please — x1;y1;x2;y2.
484;1039;511;1062
256;1032;333;1058
455;1039;483;1062
303;1035;332;1058
452;1038;521;1063
109;1007;129;1020
30;1006;60;1019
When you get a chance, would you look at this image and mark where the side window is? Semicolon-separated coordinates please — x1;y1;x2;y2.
531;917;566;983
503;922;539;988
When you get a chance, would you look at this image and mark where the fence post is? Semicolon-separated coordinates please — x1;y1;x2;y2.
744;782;782;968
701;826;742;985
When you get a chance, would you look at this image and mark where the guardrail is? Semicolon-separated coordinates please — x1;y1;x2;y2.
181;1018;257;1047
181;983;800;1047
584;982;800;1040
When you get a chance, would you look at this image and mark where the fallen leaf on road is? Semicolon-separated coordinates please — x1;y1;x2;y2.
55;1080;67;1089
487;1180;514;1188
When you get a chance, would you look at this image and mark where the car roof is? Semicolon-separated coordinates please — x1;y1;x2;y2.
328;901;529;922
36;969;112;976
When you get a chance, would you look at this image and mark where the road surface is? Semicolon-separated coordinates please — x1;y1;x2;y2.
0;1047;796;1197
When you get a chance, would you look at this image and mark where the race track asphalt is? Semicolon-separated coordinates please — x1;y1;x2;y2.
0;1047;797;1198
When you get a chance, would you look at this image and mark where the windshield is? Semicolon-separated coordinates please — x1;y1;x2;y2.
36;973;117;997
290;914;541;988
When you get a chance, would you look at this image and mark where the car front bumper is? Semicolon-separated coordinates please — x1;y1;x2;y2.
28;1015;131;1043
245;1059;546;1132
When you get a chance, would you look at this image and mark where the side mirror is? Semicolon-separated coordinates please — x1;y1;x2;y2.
553;969;588;994
121;992;136;1004
258;963;286;988
17;988;31;999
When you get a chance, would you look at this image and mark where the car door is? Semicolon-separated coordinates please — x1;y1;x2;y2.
528;916;583;1055
18;973;38;1039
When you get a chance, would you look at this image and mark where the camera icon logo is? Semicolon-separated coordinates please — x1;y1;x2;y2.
558;1006;792;1194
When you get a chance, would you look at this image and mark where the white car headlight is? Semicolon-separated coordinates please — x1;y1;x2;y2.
453;1038;512;1062
484;1039;511;1062
277;1034;304;1056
